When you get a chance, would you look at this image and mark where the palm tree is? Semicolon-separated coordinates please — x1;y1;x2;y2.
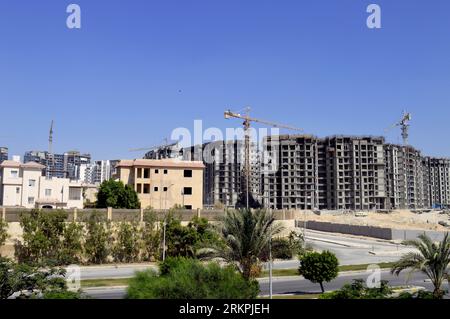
391;233;450;299
200;209;283;280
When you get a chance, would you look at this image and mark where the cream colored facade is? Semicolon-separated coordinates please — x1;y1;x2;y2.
0;160;85;209
115;159;204;210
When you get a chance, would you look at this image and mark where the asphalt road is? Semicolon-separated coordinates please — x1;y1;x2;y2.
84;270;447;299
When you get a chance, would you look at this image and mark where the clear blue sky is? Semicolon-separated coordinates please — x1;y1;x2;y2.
1;0;449;160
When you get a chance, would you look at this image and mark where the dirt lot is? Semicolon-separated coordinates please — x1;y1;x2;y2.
303;209;450;231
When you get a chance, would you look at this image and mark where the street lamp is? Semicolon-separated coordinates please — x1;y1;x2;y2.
269;208;273;299
162;183;174;261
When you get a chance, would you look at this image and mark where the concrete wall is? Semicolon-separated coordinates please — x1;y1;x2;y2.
303;220;449;241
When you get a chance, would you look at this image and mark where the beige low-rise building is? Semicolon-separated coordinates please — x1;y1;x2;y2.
0;160;86;209
115;159;204;209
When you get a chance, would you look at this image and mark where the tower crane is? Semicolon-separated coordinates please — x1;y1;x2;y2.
129;138;180;159
48;120;54;178
224;107;303;209
385;110;412;145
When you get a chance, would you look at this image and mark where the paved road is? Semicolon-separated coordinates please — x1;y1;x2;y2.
266;229;409;270
79;264;156;280
84;270;447;299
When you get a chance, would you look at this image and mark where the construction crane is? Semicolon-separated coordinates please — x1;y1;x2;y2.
129;138;181;159
48;120;54;178
385;110;412;145
224;107;303;209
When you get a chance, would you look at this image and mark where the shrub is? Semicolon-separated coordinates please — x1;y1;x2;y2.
60;222;84;265
0;257;77;299
140;210;161;261
113;222;140;263
127;257;259;299
15;210;68;266
319;279;392;299
298;251;339;293
0;218;8;253
84;211;112;264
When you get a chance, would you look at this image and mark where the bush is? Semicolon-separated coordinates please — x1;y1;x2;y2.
15;210;68;265
127;257;259;299
298;251;339;293
140;210;161;261
60;222;84;265
319;279;392;299
0;257;76;299
272;238;293;260
84;211;112;264
0;218;8;253
96;180;140;209
113;222;140;263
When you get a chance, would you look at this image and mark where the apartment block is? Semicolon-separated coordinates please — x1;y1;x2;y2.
423;157;450;208
115;159;204;210
0;160;85;209
263;135;387;210
0;147;8;163
183;140;260;208
262;135;319;210
385;144;426;209
24;150;91;180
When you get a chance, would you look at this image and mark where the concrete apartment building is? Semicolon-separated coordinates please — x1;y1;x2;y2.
183;140;261;208
423;157;450;208
385;144;426;209
0;160;85;209
0;147;8;163
262;135;387;211
24;150;91;180
115;159;204;210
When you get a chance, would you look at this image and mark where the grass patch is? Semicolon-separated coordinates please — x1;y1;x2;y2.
259;262;396;278
81;278;131;288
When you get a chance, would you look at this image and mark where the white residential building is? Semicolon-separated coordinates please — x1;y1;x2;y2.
0;160;85;209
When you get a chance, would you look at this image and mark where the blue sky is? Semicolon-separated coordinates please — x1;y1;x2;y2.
0;0;449;160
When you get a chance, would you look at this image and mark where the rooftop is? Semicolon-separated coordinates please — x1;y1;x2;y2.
116;158;205;169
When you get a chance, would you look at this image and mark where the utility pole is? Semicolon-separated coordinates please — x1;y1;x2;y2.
269;208;273;299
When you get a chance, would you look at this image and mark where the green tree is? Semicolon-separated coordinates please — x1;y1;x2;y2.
391;233;450;299
60;222;84;265
140;210;161;261
84;211;112;264
15;210;68;266
0;257;81;299
0;218;8;254
126;257;259;299
298;251;339;293
113;222;140;263
203;209;283;280
96;180;140;209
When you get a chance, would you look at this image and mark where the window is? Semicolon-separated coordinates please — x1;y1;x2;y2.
136;184;142;193
16;187;20;194
163;169;168;174
11;170;18;178
154;187;159;192
155;169;159;174
143;184;150;194
137;168;142;178
29;179;36;187
45;189;52;197
163;187;168;192
184;205;192;210
183;187;192;195
28;197;35;205
184;170;192;178
143;168;150;178
69;188;81;200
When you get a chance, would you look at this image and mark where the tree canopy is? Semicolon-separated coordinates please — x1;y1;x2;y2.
96;180;140;209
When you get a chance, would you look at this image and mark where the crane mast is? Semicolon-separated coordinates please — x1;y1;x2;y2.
224;107;303;209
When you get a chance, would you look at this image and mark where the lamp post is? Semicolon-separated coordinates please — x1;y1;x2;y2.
269;208;273;299
162;183;174;261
